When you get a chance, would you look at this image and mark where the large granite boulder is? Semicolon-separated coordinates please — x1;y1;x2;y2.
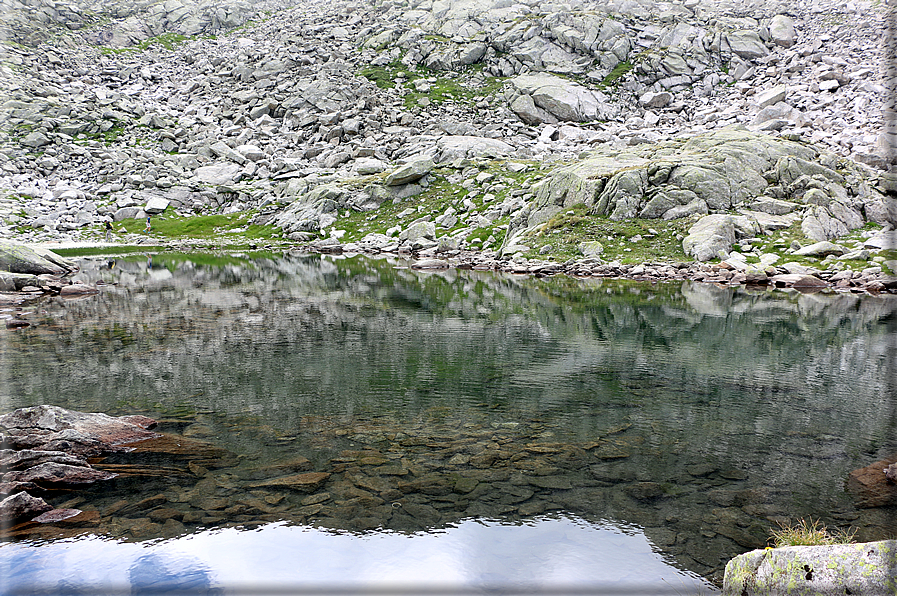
509;73;618;122
682;215;737;262
0;491;52;523
0;241;75;275
723;540;897;595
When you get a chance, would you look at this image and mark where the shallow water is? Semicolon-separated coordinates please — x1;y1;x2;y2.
1;252;895;593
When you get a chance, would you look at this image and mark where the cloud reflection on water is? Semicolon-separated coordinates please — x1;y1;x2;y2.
0;514;717;595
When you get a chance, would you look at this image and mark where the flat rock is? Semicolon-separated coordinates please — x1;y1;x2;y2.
0;405;160;447
249;471;330;492
2;462;117;486
0;241;69;275
723;540;897;596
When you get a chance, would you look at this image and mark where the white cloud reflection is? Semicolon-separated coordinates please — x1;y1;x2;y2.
0;514;718;595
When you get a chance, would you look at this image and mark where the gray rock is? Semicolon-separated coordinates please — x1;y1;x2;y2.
579;241;604;256
0;240;71;275
144;197;170;215
768;15;796;48
754;86;787;108
436;136;513;163
794;241;846;257
639;91;672;109
398;221;435;243
385;158;434;186
510;93;558;125
726;30;769;59
0;491;52;522
113;207;147;222
21;132;51;148
723;540;897;596
195;163;243;186
510;73;617;122
682;215;737;261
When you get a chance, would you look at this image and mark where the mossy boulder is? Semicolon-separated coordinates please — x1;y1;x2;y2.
723;540;897;596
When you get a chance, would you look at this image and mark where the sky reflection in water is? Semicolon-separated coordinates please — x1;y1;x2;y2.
0;515;716;595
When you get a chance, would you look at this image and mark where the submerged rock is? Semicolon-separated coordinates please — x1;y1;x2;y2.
847;455;897;508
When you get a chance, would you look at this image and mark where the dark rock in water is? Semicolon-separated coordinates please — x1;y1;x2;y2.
32;508;83;523
847;455;897;507
2;462;117;486
0;491;52;522
249;471;330;493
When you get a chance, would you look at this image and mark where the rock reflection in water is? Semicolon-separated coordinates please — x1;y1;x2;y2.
0;515;716;595
0;252;895;587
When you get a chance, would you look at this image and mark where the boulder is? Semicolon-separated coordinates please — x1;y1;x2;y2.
0;405;160;448
725;30;769;59
0;449;90;471
113;206;147;222
385;158;434;186
0;491;52;522
768;15;796;48
0;241;72;275
682;215;737;261
510;73;617;122
794;241;846;257
144;196;170;215
2;462;117;486
510;93;558;125
435;136;513;163
723;540;897;596
194;162;243;185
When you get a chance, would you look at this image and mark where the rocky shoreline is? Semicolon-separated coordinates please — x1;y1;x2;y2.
0;0;895;292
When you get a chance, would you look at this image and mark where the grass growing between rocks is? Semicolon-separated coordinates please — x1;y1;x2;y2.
520;204;694;263
358;62;505;110
100;32;189;55
115;209;280;241
769;518;856;548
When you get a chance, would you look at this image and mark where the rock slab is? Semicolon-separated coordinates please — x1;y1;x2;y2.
723;540;897;596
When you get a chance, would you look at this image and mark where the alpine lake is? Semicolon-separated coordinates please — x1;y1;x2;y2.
1;250;895;595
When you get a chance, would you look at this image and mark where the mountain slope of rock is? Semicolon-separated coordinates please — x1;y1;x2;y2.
0;0;894;288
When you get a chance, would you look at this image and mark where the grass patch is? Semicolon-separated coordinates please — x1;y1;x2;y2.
115;209;280;241
769;518;856;548
100;32;188;54
521;205;694;263
358;61;505;109
598;61;632;89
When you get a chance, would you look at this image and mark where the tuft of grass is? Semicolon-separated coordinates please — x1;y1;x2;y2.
769;518;856;548
598;61;632;89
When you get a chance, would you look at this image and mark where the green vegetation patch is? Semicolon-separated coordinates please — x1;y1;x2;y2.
598;61;632;89
115;208;280;241
770;518;856;548
359;61;505;109
521;204;694;263
100;32;189;55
